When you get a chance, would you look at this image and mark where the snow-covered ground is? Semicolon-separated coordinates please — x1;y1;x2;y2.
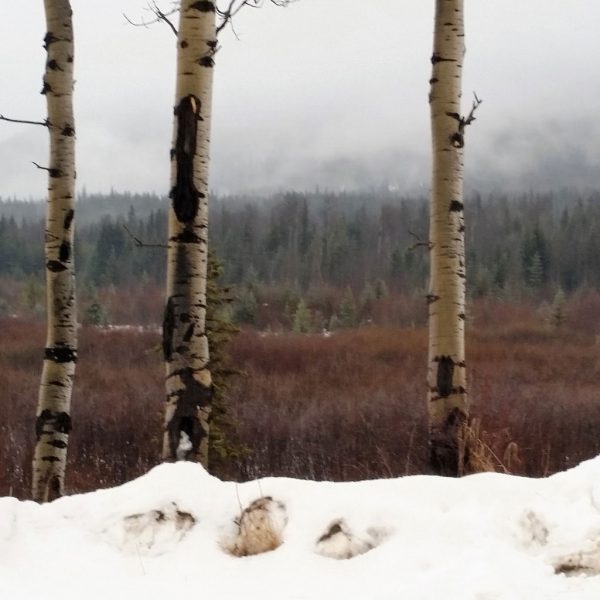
2;458;600;599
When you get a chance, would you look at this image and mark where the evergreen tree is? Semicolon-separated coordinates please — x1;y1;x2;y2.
337;288;357;329
205;253;244;475
234;286;258;325
292;298;312;333
549;288;567;329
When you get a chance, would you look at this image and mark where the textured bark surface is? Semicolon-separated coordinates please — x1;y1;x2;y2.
162;0;216;466
427;0;469;477
32;0;77;502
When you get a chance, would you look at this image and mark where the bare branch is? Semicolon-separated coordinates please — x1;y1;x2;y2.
122;224;168;249
151;1;178;36
216;0;247;36
0;114;48;127
123;1;178;36
463;92;483;127
446;92;483;149
125;0;297;42
32;161;62;177
216;0;297;36
122;12;149;29
408;229;432;251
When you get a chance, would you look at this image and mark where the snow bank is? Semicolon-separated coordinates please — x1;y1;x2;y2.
2;457;600;599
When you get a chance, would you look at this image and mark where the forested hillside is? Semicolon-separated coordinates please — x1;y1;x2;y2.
1;188;599;328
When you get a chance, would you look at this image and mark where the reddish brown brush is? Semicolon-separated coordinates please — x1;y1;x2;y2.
2;294;600;499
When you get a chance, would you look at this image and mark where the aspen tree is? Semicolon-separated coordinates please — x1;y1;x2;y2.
427;0;479;476
159;0;294;467
32;0;77;501
162;0;217;465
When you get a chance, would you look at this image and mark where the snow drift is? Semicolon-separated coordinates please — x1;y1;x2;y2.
2;457;600;599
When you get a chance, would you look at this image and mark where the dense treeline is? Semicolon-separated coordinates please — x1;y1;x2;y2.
2;188;600;325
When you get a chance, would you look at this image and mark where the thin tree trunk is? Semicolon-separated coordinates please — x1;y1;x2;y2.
427;0;468;477
162;0;216;466
32;0;77;502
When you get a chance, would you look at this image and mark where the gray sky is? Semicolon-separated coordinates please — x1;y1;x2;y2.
1;0;599;198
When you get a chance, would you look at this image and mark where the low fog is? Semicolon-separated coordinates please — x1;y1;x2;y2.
1;0;599;198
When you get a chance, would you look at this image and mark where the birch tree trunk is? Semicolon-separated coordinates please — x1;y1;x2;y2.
32;0;77;502
427;0;468;477
162;0;216;466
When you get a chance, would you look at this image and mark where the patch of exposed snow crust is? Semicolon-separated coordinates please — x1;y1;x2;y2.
2;457;600;599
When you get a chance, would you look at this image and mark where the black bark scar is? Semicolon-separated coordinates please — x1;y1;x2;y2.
59;241;70;262
63;209;74;230
436;355;454;397
44;346;77;363
166;368;213;460
47;260;67;272
170;95;201;224
36;409;72;440
198;56;214;68
163;296;175;361
190;1;215;11
431;53;456;64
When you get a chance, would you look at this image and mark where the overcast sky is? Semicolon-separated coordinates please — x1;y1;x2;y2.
1;0;599;198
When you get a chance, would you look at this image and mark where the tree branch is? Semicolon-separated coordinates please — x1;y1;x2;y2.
408;229;432;251
446;92;483;149
463;92;483;127
125;0;297;40
32;161;52;172
122;224;168;249
216;0;297;36
216;0;247;35
0;114;48;127
123;1;178;36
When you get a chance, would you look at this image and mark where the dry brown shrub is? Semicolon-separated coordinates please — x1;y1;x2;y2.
3;293;600;497
462;418;515;475
223;496;287;557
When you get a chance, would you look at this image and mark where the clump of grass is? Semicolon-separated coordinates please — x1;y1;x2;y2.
222;496;287;557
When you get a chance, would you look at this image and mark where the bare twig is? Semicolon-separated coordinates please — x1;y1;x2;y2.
446;92;483;149
267;0;298;7
31;161;61;179
216;0;297;36
216;0;241;35
0;114;48;127
125;0;296;40
234;482;243;514
122;224;168;249
408;229;432;251
465;92;483;124
124;1;178;36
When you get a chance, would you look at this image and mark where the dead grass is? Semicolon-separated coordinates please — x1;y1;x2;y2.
222;496;287;557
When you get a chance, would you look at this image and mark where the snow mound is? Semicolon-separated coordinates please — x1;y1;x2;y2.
2;457;600;599
315;518;391;559
105;501;196;555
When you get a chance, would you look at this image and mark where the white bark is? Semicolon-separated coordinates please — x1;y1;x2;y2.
32;0;77;502
427;0;468;476
162;0;216;466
